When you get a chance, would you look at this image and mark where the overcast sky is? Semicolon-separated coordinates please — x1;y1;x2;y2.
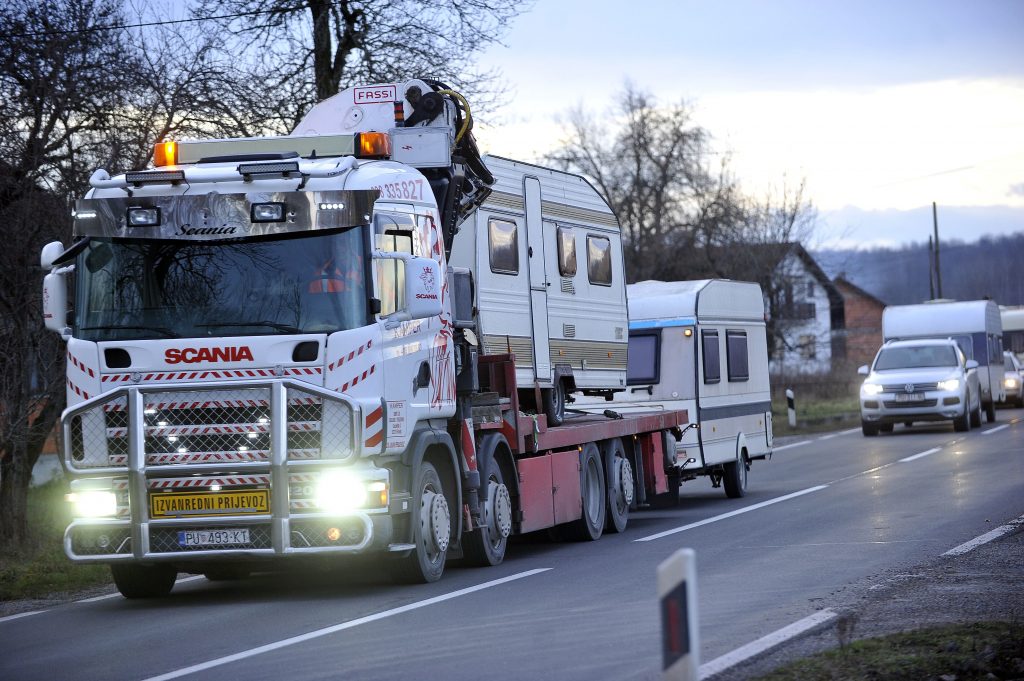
473;0;1024;250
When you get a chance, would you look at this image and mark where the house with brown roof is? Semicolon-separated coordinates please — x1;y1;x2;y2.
833;275;886;368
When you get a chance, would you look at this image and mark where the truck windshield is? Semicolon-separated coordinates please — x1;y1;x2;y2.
74;228;370;341
874;345;959;370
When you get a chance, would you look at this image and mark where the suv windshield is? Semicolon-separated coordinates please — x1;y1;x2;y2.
75;229;370;341
874;345;959;371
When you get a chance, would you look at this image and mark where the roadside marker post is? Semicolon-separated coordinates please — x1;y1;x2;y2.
786;389;796;427
658;548;699;680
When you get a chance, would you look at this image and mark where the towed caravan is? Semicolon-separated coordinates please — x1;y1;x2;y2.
448;157;628;424
597;279;772;498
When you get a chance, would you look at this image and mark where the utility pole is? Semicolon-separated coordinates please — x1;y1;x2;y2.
928;235;935;300
932;201;943;299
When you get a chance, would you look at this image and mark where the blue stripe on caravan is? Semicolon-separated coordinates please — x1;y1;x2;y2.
629;317;697;330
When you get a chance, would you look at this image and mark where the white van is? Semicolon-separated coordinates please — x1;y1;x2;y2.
596;279;772;500
449;156;628;424
882;300;1004;422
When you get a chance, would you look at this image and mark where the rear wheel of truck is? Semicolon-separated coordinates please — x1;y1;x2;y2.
463;462;512;567
603;438;633;533
111;563;177;599
567;442;605;541
390;462;450;584
723;449;748;499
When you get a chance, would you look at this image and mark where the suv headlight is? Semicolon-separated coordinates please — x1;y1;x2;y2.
862;382;884;396
1005;377;1019;389
937;378;960;392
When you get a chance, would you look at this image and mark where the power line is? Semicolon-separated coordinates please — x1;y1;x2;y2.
9;5;307;38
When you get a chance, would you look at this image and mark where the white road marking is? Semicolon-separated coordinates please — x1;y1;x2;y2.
942;514;1024;556
899;447;941;462
699;609;838;679
982;424;1009;436
635;486;829;543
0;610;45;624
772;440;810;452
140;568;552;681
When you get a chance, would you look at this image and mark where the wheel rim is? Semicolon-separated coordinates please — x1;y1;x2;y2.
485;478;512;548
552;382;565;422
419;484;450;560
614;456;634;510
739;454;748;490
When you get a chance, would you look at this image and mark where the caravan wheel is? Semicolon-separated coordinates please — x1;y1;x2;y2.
543;381;566;426
723;449;748;499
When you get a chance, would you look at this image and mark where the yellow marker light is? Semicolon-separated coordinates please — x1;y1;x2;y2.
153;140;177;167
683;328;693;337
355;132;392;159
66;490;117;518
367;481;388;507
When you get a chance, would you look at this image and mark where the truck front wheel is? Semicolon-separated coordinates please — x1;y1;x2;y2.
463;463;512;567
391;462;451;584
111;563;177;599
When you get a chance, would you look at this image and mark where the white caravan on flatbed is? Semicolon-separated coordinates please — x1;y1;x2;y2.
593;279;772;500
448;156;628;424
882;300;1004;422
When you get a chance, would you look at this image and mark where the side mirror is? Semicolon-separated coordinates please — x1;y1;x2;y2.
405;256;443;321
965;359;979;370
40;241;65;269
42;271;69;336
857;365;869;376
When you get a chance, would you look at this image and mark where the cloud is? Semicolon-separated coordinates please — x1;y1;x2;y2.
1010;183;1024;197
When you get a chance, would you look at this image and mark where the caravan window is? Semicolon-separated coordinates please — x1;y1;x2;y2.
557;226;577;277
702;330;721;384
727;330;749;382
627;332;660;384
587;235;612;286
488;218;519;275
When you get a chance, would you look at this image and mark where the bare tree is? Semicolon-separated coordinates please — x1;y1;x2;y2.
192;0;530;123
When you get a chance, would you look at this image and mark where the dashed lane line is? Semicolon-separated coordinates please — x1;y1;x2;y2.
772;440;810;452
634;486;830;543
899;447;941;463
699;609;838;679
140;568;553;681
942;514;1024;556
981;424;1010;436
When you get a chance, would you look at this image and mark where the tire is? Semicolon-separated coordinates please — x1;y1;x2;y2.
462;460;512;567
862;421;879;437
953;402;970;432
879;423;894;433
985;399;997;423
904;421;913;428
111;563;177;599
723;449;748;499
970;395;983;428
543;381;566;427
390;462;451;583
603;438;633;533
566;442;605;541
1016;395;1023;409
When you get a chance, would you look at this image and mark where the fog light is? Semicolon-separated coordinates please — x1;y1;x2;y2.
250;202;285;223
326;527;342;542
66;490;117;518
96;534;111;549
126;207;161;227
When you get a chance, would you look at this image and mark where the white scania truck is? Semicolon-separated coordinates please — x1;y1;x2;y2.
42;79;685;597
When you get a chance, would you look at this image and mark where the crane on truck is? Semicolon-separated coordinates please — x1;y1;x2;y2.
41;78;687;598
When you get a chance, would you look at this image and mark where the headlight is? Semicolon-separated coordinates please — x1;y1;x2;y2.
314;471;387;513
66;490;117;518
1005;377;1019;389
937;378;960;392
862;382;884;396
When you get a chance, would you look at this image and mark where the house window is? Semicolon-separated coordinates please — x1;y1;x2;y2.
557;226;577;277
726;330;749;382
488;218;519;275
702;330;721;384
627;332;659;384
798;334;816;360
587;235;612;286
806;280;814;297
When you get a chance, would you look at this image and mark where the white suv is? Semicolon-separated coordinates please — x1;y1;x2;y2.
858;339;981;436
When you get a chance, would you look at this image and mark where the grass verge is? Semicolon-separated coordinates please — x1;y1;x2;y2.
772;396;860;437
0;479;110;601
754;621;1024;681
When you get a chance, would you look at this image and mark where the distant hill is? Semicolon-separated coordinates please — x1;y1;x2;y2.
813;233;1024;306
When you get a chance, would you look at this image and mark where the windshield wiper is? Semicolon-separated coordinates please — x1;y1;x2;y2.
81;324;179;338
197;321;304;334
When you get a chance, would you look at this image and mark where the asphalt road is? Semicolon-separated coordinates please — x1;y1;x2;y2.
3;411;1023;681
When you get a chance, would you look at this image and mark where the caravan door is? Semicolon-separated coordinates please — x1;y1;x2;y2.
524;176;551;382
